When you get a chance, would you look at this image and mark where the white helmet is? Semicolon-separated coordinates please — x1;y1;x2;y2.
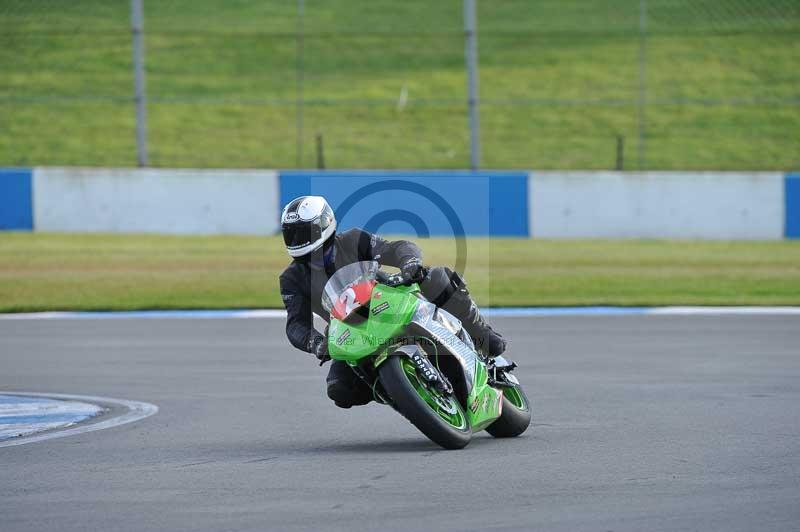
280;196;337;258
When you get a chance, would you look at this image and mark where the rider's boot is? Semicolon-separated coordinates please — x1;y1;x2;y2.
441;287;506;358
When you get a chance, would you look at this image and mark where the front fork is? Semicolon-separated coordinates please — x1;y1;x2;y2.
356;340;516;426
365;343;455;404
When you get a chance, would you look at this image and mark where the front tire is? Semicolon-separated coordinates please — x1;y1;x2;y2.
485;384;531;438
379;355;472;450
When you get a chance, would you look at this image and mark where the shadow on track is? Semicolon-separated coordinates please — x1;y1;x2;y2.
282;433;499;456
195;434;503;463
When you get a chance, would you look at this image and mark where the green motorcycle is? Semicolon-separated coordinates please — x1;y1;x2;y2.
323;260;531;449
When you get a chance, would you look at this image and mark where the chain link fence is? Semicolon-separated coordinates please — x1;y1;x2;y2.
1;0;798;170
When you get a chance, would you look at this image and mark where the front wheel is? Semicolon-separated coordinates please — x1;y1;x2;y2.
379;355;471;450
485;384;531;438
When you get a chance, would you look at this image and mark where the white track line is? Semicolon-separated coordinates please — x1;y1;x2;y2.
1;307;799;321
0;392;158;448
646;306;800;315
0;310;288;320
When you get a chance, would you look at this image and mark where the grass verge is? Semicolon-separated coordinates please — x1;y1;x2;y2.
1;233;799;312
1;1;798;170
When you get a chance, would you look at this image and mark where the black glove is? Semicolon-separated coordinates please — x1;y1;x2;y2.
310;335;330;366
400;257;424;283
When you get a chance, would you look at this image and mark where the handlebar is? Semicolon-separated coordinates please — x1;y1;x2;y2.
375;267;428;288
375;269;404;287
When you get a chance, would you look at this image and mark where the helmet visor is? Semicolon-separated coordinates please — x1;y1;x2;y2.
282;221;322;250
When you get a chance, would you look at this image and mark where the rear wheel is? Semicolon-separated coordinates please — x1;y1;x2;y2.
379;355;471;450
485;384;531;438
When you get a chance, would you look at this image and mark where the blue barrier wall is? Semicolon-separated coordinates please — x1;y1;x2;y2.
32;168;280;234
3;168;799;239
530;171;785;240
786;173;800;239
0;168;33;230
279;171;529;237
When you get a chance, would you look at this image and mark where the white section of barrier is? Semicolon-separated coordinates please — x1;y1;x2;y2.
33;168;279;235
529;172;784;239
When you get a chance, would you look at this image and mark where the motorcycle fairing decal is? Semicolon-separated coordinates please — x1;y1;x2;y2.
371;301;390;315
336;329;351;346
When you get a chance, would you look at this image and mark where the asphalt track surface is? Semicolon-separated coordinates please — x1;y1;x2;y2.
2;316;799;532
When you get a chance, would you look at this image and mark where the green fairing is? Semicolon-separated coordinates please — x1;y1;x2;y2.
328;283;420;363
465;362;504;431
325;274;515;441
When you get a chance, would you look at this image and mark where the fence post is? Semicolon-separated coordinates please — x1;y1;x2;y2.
637;0;647;170
464;0;481;171
316;133;325;169
296;0;305;168
130;0;148;167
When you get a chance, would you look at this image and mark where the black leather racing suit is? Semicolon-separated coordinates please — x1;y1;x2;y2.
280;228;423;408
279;227;504;408
279;228;421;354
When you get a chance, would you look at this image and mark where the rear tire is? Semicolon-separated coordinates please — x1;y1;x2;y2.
379;355;472;450
485;385;531;438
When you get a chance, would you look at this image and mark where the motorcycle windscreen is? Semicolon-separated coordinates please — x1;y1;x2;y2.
321;260;380;320
330;279;377;321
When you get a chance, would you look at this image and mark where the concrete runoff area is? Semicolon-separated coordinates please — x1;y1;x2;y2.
1;315;798;531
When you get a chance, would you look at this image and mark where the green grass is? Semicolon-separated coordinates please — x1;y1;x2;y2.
1;0;798;170
1;233;799;312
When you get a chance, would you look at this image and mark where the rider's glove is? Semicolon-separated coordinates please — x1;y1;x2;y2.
400;257;424;283
310;335;330;366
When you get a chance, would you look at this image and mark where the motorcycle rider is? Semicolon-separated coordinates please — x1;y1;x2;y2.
279;196;506;409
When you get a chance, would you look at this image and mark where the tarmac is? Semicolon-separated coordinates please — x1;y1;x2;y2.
1;314;798;531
